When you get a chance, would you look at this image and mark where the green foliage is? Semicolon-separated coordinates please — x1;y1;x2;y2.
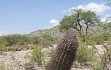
76;42;95;62
107;0;111;5
92;23;111;44
0;33;57;51
30;46;44;66
92;39;111;70
84;33;96;45
0;64;4;70
105;46;111;61
59;15;76;31
0;64;13;70
0;34;31;46
39;34;58;48
59;9;99;40
93;34;105;45
3;34;20;46
0;43;5;54
0;37;5;45
84;23;111;45
16;35;31;45
109;37;111;45
92;58;104;70
32;36;40;45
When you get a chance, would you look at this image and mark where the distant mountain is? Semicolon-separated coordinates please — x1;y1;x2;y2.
29;26;62;37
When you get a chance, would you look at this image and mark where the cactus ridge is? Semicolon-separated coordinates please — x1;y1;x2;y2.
46;28;79;70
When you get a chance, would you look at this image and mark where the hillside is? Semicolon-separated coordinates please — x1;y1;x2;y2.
29;26;62;37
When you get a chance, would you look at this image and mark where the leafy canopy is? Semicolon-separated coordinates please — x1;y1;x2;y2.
59;9;100;41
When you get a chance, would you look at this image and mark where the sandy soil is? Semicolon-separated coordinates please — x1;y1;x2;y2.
0;44;107;70
0;50;32;70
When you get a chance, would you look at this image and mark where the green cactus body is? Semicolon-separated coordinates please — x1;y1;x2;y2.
46;28;79;70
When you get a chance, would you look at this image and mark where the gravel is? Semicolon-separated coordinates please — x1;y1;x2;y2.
0;44;106;70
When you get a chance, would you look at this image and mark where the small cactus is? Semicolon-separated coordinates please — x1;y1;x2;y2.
46;28;79;70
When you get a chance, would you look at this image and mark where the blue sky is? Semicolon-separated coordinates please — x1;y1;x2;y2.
0;0;111;35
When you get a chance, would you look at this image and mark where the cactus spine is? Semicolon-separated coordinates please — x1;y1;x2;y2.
46;28;79;70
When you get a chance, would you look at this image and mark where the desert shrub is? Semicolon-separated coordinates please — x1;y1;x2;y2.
0;34;32;47
109;37;111;45
92;58;104;70
0;34;58;50
3;34;20;46
17;35;31;45
0;64;13;70
0;64;5;70
85;34;96;45
102;48;111;70
93;34;104;45
102;33;111;41
32;36;40;45
92;40;111;70
0;43;5;54
93;29;111;45
76;42;95;63
5;46;23;51
106;46;111;60
39;34;58;48
30;46;44;66
0;37;6;46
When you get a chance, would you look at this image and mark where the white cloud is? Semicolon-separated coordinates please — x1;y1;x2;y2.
101;14;111;22
101;18;111;22
49;19;59;26
0;31;11;36
68;2;110;14
101;18;107;22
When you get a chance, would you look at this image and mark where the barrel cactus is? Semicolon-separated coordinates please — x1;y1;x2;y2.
46;28;79;70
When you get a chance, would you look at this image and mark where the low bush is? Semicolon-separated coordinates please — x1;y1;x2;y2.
30;46;44;66
92;58;104;70
76;42;95;63
0;45;5;55
0;64;5;70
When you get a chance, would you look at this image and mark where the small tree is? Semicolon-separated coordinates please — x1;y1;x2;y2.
107;0;111;5
59;9;100;41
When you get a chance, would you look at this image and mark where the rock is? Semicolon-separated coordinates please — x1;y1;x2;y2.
24;61;38;70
